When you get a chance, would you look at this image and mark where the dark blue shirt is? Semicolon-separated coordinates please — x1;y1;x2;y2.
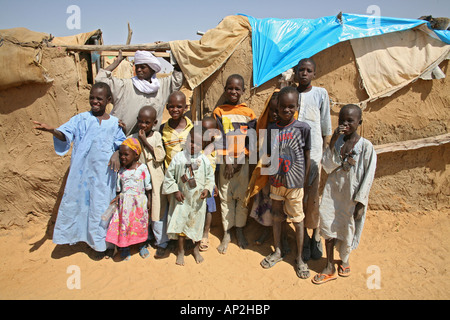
266;120;311;189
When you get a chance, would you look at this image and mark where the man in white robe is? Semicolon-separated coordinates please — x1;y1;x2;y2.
95;50;183;135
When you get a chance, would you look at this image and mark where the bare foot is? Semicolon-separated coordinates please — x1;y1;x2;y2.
317;262;335;278
217;230;231;254
255;228;270;245
176;249;185;266
312;262;337;284
338;260;351;277
193;244;204;264
236;227;248;249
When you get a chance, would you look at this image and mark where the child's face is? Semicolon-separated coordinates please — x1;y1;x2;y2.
189;132;204;155
119;145;139;168
167;95;187;120
277;93;298;123
268;98;279;122
137;110;157;133
135;64;155;81
296;61;316;86
338;108;361;136
224;78;244;105
89;87;111;115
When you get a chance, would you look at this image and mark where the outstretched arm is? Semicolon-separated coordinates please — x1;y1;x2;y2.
104;50;126;72
33;121;66;141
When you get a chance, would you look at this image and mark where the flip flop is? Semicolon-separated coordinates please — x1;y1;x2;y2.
311;273;337;285
199;238;210;252
139;245;150;259
338;265;351;277
260;253;284;269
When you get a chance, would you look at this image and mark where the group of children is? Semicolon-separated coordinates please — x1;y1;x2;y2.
33;56;377;284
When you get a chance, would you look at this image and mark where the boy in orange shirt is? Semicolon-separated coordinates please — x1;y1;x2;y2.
213;74;257;254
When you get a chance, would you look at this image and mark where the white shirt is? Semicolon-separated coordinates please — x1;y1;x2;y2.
296;86;332;182
95;69;183;135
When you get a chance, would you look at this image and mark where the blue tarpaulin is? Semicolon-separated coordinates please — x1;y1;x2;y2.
240;13;450;87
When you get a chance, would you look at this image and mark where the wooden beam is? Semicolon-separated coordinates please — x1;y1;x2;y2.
99;51;170;58
47;42;171;52
374;133;450;154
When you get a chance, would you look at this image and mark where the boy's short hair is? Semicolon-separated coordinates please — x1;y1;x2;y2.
341;104;362;120
202;116;217;127
168;91;187;102
278;86;299;101
294;57;316;72
92;82;113;99
139;105;157;118
225;74;245;90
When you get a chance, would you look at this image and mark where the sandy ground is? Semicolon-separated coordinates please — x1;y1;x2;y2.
0;209;449;300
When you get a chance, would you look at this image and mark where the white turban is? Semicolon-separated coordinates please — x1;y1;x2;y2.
134;50;162;73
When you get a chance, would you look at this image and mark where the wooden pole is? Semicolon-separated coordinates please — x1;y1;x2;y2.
374;133;450;154
126;23;133;45
99;51;169;58
47;42;171;52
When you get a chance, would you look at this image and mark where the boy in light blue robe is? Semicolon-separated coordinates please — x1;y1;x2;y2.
33;82;126;258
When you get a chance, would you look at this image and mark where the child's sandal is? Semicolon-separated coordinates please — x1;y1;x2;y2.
139;245;150;259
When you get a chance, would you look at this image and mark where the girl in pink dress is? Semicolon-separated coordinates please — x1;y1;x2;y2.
106;137;152;261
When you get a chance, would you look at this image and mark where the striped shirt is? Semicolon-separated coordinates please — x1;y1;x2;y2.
213;103;257;158
160;117;193;169
267;120;311;189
